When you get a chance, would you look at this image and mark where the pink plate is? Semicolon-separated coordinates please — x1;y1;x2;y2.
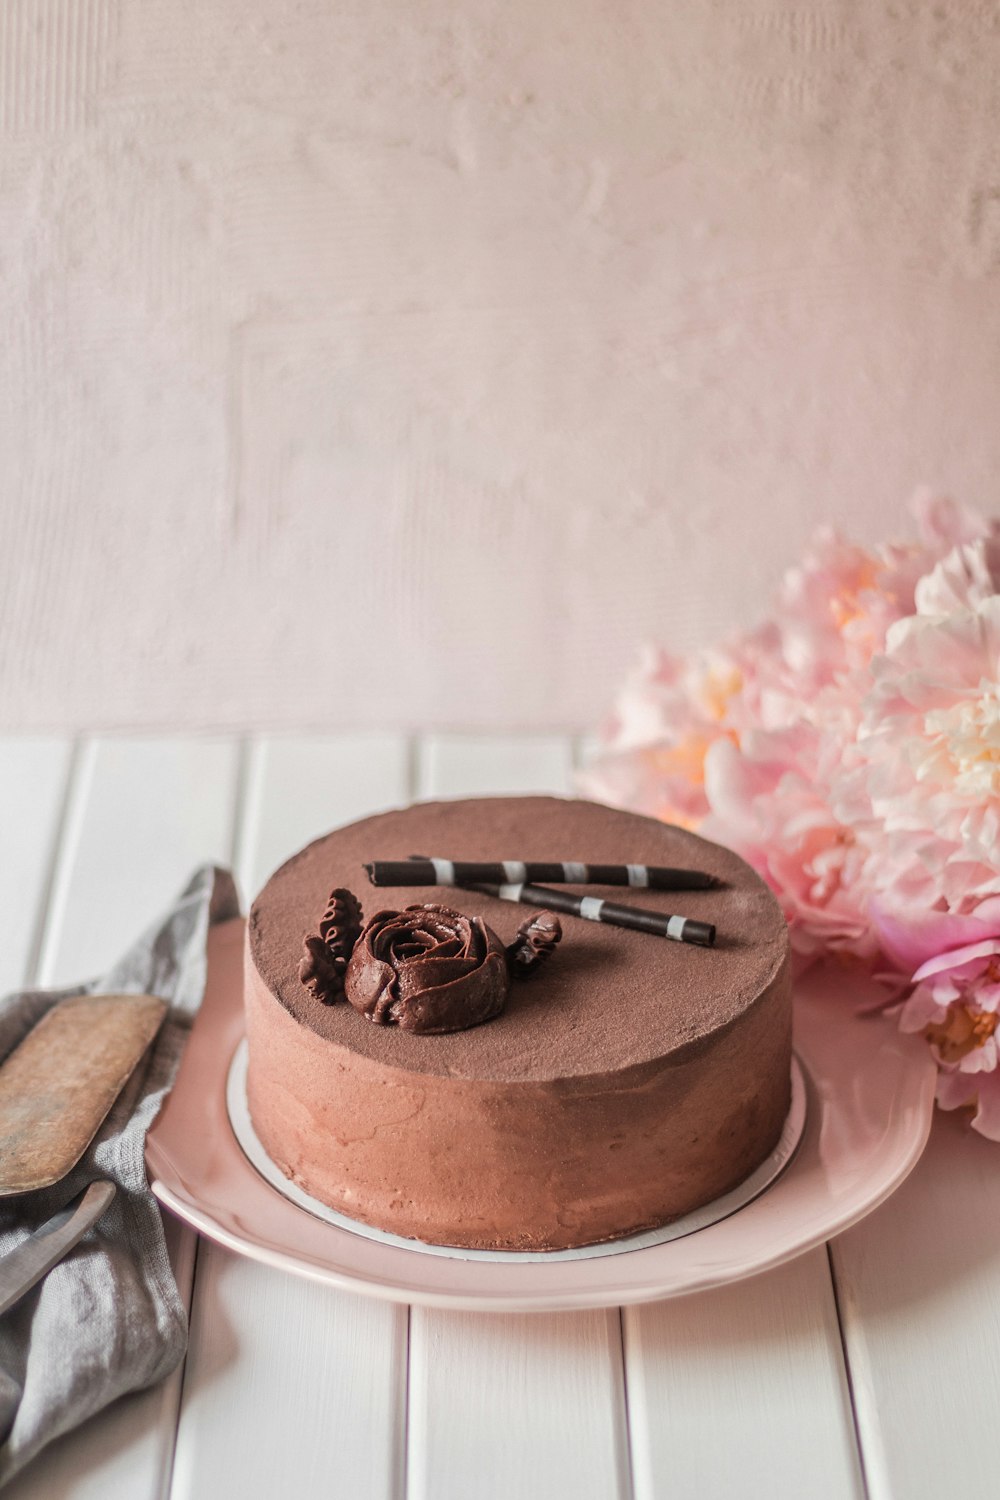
146;920;937;1311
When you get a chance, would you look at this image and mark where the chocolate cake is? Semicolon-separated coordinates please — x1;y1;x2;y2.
244;796;792;1251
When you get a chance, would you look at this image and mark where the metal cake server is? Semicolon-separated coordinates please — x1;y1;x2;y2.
0;991;164;1318
0;1181;117;1317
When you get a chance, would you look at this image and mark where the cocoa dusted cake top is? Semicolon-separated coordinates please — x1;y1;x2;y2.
247;796;789;1083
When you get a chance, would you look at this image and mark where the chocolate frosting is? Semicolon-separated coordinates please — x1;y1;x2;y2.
248;796;789;1083
344;903;510;1033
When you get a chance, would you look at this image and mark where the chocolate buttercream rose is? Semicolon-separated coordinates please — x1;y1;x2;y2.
344;903;511;1034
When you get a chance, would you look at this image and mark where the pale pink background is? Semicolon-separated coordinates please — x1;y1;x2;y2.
2;1;999;731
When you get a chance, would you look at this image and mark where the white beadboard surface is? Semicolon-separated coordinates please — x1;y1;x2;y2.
36;737;240;987
831;1109;1000;1500
0;730;997;1500
235;733;412;896
407;1309;630;1500
417;734;576;800
624;1250;864;1500
172;1248;408;1500
0;737;73;996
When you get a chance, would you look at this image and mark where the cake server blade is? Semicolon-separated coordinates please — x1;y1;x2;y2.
0;993;168;1195
0;1180;117;1317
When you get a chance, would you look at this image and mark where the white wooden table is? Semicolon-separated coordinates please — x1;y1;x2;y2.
3;732;999;1500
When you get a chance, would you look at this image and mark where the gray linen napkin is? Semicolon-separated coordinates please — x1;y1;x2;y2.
0;863;240;1488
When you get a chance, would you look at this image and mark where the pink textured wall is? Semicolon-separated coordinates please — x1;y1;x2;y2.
2;1;999;730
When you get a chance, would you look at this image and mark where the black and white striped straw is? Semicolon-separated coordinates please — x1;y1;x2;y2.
364;858;718;892
466;881;716;948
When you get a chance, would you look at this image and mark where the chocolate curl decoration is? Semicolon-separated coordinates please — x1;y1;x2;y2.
318;887;363;955
299;887;364;1004
505;910;562;978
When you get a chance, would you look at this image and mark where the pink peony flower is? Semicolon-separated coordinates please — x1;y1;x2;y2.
854;541;1000;910
581;496;997;945
873;901;1000;1140
762;493;991;705
583;638;759;830
582;493;1000;1137
702;729;877;961
915;533;1000;616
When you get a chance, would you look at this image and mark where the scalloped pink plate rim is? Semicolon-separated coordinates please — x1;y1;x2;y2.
146;920;938;1312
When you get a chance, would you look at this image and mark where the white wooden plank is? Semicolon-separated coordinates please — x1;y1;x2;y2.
236;732;410;894
0;737;74;996
830;1110;1000;1500
408;1308;631;1500
171;733;411;1500
574;733;603;775
6;736;241;1500
409;734;635;1499
625;1250;864;1500
418;733;574;799
37;736;240;987
171;1250;407;1500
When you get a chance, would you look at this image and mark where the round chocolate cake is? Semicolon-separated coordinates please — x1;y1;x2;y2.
244;796;792;1251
